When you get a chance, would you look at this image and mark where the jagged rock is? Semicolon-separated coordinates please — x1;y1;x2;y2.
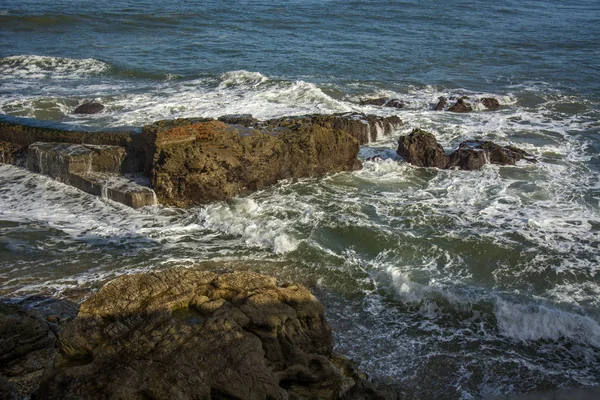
448;98;472;113
218;114;258;126
141;118;361;206
37;268;387;400
397;129;536;171
434;97;447;111
480;98;500;110
360;98;404;109
397;128;448;168
0;302;57;399
73;103;104;114
446;140;536;170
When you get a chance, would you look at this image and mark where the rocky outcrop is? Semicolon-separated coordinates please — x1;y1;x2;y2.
37;268;386;400
359;98;404;109
73;102;105;114
1;113;402;207
446;140;536;169
397;128;448;168
434;97;502;112
141;113;402;207
433;97;447;111
141;118;362;206
397;128;536;170
0;141;24;165
0;302;57;399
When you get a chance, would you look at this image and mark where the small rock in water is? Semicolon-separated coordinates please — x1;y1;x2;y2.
360;97;404;109
434;97;447;111
480;97;500;110
448;98;472;113
73;102;104;114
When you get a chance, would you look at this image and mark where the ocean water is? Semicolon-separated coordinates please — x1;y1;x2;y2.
1;1;600;398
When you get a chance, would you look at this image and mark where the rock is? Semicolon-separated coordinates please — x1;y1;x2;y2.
218;114;258;126
360;98;404;109
446;140;536;170
141;117;365;206
397;129;536;171
0;302;57;399
73;103;104;114
37;268;387;400
433;97;447;111
480;98;500;110
396;128;448;168
448;98;472;113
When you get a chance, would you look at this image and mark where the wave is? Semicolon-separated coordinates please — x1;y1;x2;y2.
0;55;111;80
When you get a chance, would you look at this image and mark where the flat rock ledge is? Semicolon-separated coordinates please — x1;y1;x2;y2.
28;268;387;400
397;128;536;170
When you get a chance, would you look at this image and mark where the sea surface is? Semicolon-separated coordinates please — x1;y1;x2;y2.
1;1;600;398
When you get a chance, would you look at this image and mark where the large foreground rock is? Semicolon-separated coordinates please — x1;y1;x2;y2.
397;128;535;170
37;268;386;400
0;302;57;399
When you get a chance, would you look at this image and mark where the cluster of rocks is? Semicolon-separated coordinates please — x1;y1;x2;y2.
397;128;536;170
359;97;405;109
1;268;391;400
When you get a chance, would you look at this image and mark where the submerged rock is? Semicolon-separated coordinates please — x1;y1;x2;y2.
448;98;472;113
0;302;57;399
360;98;405;109
397;128;448;168
397;129;536;170
37;268;386;400
73;102;105;114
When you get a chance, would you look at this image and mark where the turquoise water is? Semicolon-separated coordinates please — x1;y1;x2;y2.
1;1;600;398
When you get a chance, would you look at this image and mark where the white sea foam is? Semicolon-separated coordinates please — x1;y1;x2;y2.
196;198;299;254
495;299;600;347
0;55;110;80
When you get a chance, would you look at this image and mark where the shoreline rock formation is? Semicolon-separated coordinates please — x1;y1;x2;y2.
397;128;536;170
8;268;388;400
0;113;402;208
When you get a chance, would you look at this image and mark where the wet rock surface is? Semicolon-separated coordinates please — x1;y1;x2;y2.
448;98;472;113
37;268;387;400
359;98;405;109
73;102;104;114
142;113;401;206
0;302;57;399
481;97;500;110
397;128;449;168
397;129;536;170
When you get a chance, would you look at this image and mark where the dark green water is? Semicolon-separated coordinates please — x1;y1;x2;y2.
1;1;600;398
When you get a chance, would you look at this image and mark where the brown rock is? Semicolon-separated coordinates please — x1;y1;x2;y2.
360;98;404;109
446;141;536;170
448;98;472;113
141;117;364;206
397;128;448;168
434;97;447;111
218;114;258;126
37;268;387;400
481;98;500;110
73;103;104;114
0;141;24;165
